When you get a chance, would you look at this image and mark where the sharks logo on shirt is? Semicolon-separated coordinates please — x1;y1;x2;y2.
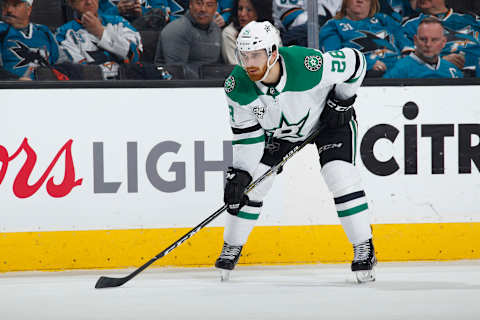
9;40;49;69
167;0;186;21
444;25;479;51
351;30;397;58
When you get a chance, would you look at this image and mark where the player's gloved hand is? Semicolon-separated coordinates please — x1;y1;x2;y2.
320;91;357;128
224;167;252;215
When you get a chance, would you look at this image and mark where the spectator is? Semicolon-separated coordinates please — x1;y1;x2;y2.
0;0;59;80
379;0;417;22
222;0;274;64
384;17;462;78
319;0;409;75
101;0;233;26
402;0;480;73
56;0;142;79
159;0;221;79
273;0;342;46
165;0;233;26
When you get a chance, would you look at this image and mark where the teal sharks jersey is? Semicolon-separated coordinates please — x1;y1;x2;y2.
0;22;59;79
402;9;480;69
383;53;463;78
319;13;409;71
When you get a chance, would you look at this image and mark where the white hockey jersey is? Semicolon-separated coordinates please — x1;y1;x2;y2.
224;45;366;175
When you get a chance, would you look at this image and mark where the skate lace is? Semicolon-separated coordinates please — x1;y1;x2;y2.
353;240;370;262
219;244;242;260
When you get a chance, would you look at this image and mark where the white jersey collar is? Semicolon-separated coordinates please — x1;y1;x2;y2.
410;52;441;70
19;23;33;39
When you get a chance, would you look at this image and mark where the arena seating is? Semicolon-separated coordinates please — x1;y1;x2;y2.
30;0;68;30
199;64;235;80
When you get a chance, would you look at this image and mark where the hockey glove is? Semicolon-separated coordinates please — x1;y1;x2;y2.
320;91;356;129
224;167;252;215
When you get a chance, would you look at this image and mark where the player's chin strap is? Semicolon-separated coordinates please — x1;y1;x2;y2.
259;49;279;82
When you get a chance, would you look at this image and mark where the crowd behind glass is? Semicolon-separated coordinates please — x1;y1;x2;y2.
0;0;479;80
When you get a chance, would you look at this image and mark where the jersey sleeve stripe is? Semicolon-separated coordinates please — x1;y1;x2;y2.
231;124;262;134
232;135;265;145
346;49;361;82
345;51;366;84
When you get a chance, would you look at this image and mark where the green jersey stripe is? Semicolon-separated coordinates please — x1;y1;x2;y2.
337;203;368;217
232;135;265;145
237;211;260;220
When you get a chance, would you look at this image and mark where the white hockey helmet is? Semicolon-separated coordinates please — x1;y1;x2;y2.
236;21;280;81
236;21;280;56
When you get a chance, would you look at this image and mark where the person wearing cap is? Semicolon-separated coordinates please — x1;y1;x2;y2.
0;0;60;80
55;0;142;78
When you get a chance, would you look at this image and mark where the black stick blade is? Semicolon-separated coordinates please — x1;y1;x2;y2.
95;276;128;289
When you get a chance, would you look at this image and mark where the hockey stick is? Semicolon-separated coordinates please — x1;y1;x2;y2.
94;126;322;289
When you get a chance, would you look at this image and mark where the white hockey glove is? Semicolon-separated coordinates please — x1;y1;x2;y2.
320;91;357;129
224;167;252;215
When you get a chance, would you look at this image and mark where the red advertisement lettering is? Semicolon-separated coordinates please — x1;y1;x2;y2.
0;138;83;198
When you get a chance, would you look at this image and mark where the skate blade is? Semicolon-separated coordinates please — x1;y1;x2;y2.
354;269;376;283
219;269;231;282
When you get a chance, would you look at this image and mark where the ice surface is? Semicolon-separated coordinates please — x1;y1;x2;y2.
1;261;480;320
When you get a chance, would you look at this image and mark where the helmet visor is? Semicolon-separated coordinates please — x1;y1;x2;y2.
236;49;268;68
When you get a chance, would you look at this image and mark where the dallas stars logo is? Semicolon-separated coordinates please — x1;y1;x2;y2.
224;75;235;93
304;55;323;71
265;111;310;140
9;40;49;69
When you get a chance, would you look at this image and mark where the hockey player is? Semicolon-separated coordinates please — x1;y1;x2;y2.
215;20;377;283
0;0;59;80
384;17;463;78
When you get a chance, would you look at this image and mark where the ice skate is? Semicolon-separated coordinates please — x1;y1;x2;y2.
351;238;377;283
215;242;243;281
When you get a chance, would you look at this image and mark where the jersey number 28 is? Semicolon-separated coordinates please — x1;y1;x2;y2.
329;50;346;73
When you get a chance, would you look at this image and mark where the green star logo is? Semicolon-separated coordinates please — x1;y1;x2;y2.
224;75;235;93
304;55;323;72
265;111;310;140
